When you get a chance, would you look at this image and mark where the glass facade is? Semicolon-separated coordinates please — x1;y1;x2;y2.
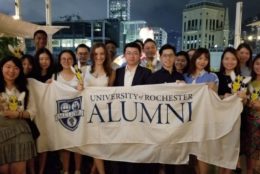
120;21;147;51
108;0;130;21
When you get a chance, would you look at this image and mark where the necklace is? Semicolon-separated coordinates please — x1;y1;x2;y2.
92;71;105;78
92;72;99;78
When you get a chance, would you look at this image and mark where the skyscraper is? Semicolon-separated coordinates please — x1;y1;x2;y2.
152;27;168;49
107;0;130;21
182;0;229;50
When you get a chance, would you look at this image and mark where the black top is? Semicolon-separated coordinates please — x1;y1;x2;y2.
113;65;151;86
34;73;52;83
147;67;184;84
216;71;232;96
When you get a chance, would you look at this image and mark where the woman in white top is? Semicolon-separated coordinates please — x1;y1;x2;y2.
84;43;115;174
55;50;83;174
84;43;115;87
0;56;37;174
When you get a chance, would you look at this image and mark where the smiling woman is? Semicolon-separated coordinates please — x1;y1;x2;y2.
84;43;114;87
0;56;37;174
184;48;219;91
83;42;114;174
54;50;84;174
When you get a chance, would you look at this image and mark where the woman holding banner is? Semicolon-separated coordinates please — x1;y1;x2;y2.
216;47;241;174
184;48;219;174
84;43;114;174
55;50;83;174
31;48;55;174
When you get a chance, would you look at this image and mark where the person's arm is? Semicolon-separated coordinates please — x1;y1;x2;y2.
219;93;233;99
76;83;84;91
207;82;218;92
248;100;260;110
237;91;248;104
207;73;219;92
3;110;31;119
3;91;36;120
108;70;116;86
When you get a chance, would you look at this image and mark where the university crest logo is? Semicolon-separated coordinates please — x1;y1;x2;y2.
56;96;84;131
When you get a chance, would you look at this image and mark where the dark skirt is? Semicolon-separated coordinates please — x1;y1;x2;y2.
0;117;37;165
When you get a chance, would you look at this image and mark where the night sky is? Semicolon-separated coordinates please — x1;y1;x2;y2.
0;0;259;32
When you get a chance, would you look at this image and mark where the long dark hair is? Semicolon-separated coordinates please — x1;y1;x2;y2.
34;48;54;79
57;50;77;73
251;54;260;81
20;54;35;78
0;56;29;108
90;43;112;77
188;48;210;76
176;51;190;73
219;47;240;75
237;43;253;68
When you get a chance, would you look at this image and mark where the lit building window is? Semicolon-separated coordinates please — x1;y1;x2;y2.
62;39;73;47
74;39;91;48
52;39;60;47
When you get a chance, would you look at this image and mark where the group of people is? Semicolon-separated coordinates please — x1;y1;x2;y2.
0;29;259;174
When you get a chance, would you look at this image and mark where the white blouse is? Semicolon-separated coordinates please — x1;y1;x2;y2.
1;87;36;120
84;66;109;87
56;73;79;89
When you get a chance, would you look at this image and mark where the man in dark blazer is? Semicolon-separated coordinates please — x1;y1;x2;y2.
114;42;151;86
108;42;154;174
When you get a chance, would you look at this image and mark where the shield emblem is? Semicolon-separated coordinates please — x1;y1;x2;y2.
56;96;84;131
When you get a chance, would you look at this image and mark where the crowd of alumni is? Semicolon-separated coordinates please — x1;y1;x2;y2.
0;29;260;174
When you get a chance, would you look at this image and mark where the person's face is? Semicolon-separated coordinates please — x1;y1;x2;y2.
76;47;89;65
222;52;238;72
2;60;20;82
22;58;33;75
34;33;47;50
175;55;188;72
39;53;51;71
105;43;117;60
195;54;209;71
124;47;141;66
253;59;260;76
237;48;250;65
160;49;175;70
144;41;157;58
60;52;74;70
94;47;106;66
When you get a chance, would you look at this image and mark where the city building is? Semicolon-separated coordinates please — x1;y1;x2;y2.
152;27;168;49
107;0;131;21
25;18;121;56
182;0;229;51
241;13;260;54
167;30;182;52
120;20;147;51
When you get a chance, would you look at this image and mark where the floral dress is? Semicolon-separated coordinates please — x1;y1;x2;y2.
246;80;260;160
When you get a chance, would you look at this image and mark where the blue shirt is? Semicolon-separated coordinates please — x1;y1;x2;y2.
184;70;219;84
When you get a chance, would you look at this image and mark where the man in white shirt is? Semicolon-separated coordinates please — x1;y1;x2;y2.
75;44;91;74
114;42;151;86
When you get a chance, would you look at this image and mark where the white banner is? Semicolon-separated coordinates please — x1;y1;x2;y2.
28;79;242;169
